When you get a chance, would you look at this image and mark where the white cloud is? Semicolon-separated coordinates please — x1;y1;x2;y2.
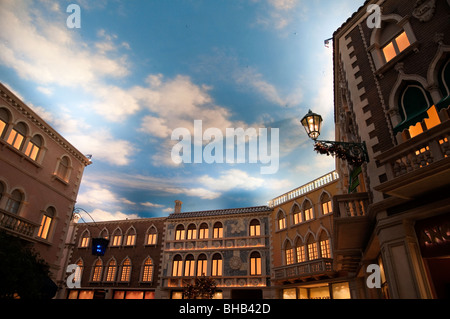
88;209;140;222
141;202;164;208
198;169;265;192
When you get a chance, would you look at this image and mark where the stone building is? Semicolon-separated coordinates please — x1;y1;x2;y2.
0;82;91;293
332;0;450;299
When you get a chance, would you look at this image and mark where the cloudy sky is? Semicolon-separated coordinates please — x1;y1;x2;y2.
0;0;364;221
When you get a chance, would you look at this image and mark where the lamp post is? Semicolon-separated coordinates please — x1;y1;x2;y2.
300;110;369;166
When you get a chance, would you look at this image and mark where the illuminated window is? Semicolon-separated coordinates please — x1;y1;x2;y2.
124;228;136;246
250;252;262;276
277;211;286;230
0;108;10;138
6;122;27;151
172;255;183;277
249;219;261;236
307;241;318;260
142;258;154;282
382;31;410;63
320;239;331;258
56;156;71;181
37;206;55;240
293;205;302;224
175;225;185;241
92;259;103;282
5;189;23;214
184;254;195;277
111;228;122;246
198;223;209;239
212;253;223;277
213;222;223;239
74;260;83;284
321;194;332;215
303;201;314;221
296;241;306;263
80;231;90;248
120;258;131;282
197;254;207;277
147;227;157;245
187;224;197;240
105;259;117;282
285;242;294;265
24;135;42;161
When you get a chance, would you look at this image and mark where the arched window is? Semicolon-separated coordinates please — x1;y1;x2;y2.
142;257;154;282
111;228;122;247
292;204;302;224
175;225;185;241
186;224;197;240
24;134;43;161
105;259;117;282
285;241;294;265
146;226;157;245
321;193;332;215
211;253;223;276
37;206;55;239
56;156;70;181
5;189;23;214
6;122;27;150
249;219;261;236
250;252;262;276
124;227;136;246
277;210;286;230
79;230;90;248
295;238;306;263
319;232;331;259
198;223;209;239
120;258;132;282
197;254;207;277
0;108;10;138
92;259;103;282
213;222;223;239
307;235;318;260
99;228;109;240
184;254;195;277
303;200;314;221
172;255;183;277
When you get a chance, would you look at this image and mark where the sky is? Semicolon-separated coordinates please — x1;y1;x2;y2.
0;0;365;221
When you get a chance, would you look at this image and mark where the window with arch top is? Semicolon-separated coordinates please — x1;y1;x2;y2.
6;122;27;151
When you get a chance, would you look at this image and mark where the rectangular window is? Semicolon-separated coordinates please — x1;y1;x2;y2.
120;266;131;282
250;224;261;236
322;201;332;214
125;234;135;246
213;227;223;239
296;245;306;263
112;235;122;246
147;233;157;245
198;228;209;239
293;212;302;224
320;239;331;258
37;215;52;239
142;265;153;282
286;248;294;265
382;31;410;63
7;130;24;150
278;217;286;230
175;229;185;241
172;260;182;277
212;259;223;276
184;260;195;277
197;260;207;277
92;266;102;282
80;237;89;248
24;142;40;161
304;208;313;221
308;243;318;260
187;229;197;240
0;120;6;137
250;256;262;276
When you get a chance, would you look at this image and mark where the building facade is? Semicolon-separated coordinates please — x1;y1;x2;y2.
268;171;352;299
160;201;273;299
0;82;91;290
61;217;166;299
332;0;450;299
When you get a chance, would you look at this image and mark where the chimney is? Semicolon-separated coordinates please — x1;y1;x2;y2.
174;200;182;214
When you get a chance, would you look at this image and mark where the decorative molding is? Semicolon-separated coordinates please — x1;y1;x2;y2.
412;0;436;22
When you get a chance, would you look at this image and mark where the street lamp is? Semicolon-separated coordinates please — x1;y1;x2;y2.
300;110;369;166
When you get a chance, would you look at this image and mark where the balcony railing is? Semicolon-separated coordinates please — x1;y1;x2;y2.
166;236;267;251
163;275;269;288
0;209;40;239
333;192;370;218
273;258;333;281
268;171;339;208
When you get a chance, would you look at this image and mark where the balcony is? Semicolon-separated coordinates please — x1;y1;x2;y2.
166;236;267;251
0;209;40;240
375;119;450;199
163;275;269;289
272;258;334;284
332;192;371;272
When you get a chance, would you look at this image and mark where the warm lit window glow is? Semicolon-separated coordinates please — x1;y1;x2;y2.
142;258;153;282
320;239;331;258
250;219;261;236
172;256;183;277
424;105;441;131
120;259;131;281
382;31;410;63
213;222;223;239
304;208;313;221
105;260;117;282
6;129;24;150
175;225;185;241
212;254;223;276
285;247;294;265
250;252;262;276
277;214;286;230
24;135;42;161
199;223;209;239
322;200;332;215
308;243;318;260
296;245;306;263
187;225;197;240
125;234;136;246
80;235;89;248
184;255;195;276
147;233;157;245
112;235;122;246
197;255;207;276
37;211;53;239
92;260;102;282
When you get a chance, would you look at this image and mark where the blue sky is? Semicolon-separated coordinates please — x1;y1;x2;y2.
0;0;365;221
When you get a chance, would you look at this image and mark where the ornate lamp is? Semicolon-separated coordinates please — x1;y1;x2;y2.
300;110;369;166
